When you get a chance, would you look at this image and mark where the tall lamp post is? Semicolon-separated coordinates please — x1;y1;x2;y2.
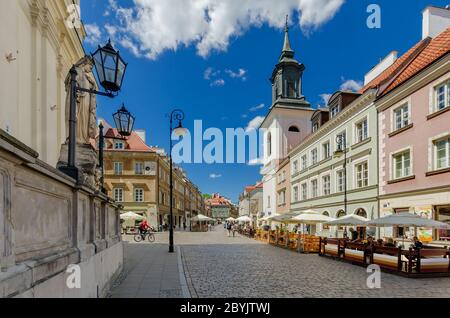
168;109;187;253
334;134;348;238
60;40;127;180
98;104;135;193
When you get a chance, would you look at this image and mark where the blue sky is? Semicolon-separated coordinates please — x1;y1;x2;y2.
81;0;448;203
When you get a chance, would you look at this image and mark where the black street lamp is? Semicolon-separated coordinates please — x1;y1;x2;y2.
98;104;135;193
334;134;348;238
168;109;187;253
61;40;127;180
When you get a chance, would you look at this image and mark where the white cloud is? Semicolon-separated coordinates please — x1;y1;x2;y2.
241;114;248;119
209;173;222;179
340;79;363;92
245;116;265;132
210;79;225;87
319;93;332;106
204;67;221;80
225;68;247;81
103;0;345;59
84;24;102;45
249;103;266;112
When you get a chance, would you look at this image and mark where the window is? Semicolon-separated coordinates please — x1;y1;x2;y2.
293;186;299;202
134;188;144;202
278;191;286;206
355;162;369;188
267;196;271;208
301;155;308;171
330;105;339;118
114;162;123;175
267;133;272;157
393;150;411;179
336;131;347;150
322;212;330;230
293;160;299;174
135;162;144;175
289;126;300;133
113;188;123;202
301;183;307;200
159;191;165;205
114;141;124;150
322;142;330;160
435;136;450;170
312;122;319;133
355;119;368;143
394;104;409;131
311;149;318;165
336;210;346;230
322;175;331;196
336;170;345;193
311;180;318;198
434;81;450;111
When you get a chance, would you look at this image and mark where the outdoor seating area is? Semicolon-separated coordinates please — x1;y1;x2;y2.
254;210;450;277
255;229;321;253
319;237;450;277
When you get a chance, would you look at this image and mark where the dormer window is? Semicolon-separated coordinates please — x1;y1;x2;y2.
330;105;339;118
288;126;300;133
114;141;125;150
312;122;319;133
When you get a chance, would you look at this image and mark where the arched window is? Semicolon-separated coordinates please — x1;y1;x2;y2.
336;210;346;230
355;208;367;218
267;132;272;157
323;212;330;230
288;126;300;133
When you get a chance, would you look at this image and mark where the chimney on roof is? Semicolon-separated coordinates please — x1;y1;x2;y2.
422;6;450;39
364;51;398;85
135;129;146;143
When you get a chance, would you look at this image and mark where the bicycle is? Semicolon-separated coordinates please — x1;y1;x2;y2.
134;230;155;243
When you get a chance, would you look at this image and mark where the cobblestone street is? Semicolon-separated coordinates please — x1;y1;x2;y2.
110;226;450;298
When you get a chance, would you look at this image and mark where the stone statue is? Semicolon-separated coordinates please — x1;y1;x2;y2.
58;56;99;189
64;56;98;144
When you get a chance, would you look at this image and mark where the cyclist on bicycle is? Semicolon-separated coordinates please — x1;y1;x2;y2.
138;220;151;239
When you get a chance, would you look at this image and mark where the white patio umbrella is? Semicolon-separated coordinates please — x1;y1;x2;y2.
236;215;252;223
292;211;335;225
120;212;145;221
366;212;449;229
259;213;280;222
366;212;450;246
191;214;214;222
325;214;369;226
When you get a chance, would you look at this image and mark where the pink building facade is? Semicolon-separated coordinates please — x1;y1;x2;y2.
377;30;450;242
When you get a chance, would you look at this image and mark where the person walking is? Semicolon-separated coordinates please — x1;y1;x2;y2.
232;223;238;238
226;222;232;237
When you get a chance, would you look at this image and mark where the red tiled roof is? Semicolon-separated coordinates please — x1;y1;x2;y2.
360;27;450;96
384;28;450;94
104;128;155;152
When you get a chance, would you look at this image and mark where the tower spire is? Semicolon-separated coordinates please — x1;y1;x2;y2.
280;14;294;60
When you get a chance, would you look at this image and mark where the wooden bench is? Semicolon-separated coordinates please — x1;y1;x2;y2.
371;246;403;271
343;242;368;265
416;249;450;273
320;238;343;258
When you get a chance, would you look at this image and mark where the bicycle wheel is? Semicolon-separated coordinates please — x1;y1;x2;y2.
134;234;143;242
148;233;155;242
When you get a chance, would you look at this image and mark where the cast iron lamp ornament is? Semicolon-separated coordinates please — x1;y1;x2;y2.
334;134;348;238
63;40;128;180
169;109;187;253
